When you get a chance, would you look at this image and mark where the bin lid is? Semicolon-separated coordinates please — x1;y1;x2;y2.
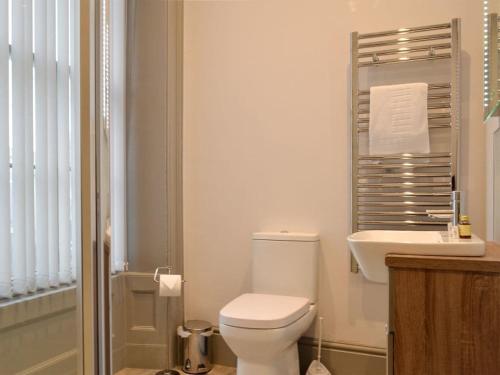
184;320;212;333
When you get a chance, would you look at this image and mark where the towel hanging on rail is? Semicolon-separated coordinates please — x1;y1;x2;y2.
369;83;430;155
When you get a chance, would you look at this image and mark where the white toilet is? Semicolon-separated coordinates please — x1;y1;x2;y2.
219;232;319;375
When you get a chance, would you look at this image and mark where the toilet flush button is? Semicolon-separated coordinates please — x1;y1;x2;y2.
280;230;289;233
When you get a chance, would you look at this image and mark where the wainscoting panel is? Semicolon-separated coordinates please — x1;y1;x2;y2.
112;275;128;373
126;274;167;344
299;338;386;375
0;287;78;375
110;273;170;371
16;350;78;375
211;331;387;375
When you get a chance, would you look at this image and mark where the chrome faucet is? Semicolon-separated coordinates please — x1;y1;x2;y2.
427;190;461;226
451;191;461;226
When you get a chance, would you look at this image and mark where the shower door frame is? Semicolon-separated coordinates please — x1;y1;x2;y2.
81;0;101;373
93;0;111;372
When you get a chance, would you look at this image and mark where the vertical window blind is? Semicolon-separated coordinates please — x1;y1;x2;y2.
106;0;127;273
0;0;80;299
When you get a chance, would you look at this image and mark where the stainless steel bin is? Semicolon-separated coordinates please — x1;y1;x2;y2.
178;320;214;374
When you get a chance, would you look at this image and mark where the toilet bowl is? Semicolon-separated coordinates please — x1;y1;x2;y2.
219;232;320;375
220;294;317;375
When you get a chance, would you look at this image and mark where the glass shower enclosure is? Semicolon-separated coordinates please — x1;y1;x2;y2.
95;0;184;373
0;0;84;374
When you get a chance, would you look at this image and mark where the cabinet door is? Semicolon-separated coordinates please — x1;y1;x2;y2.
387;331;394;375
391;268;427;375
390;267;500;375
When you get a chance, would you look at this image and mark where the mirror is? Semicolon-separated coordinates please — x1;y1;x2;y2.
485;0;500;242
486;120;500;242
484;1;500;119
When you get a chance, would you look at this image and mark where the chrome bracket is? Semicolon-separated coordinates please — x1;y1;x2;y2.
153;266;186;284
153;266;173;283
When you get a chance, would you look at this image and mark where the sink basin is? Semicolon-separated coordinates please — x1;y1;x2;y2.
347;230;486;283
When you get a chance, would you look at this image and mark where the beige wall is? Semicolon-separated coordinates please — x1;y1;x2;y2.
183;0;485;348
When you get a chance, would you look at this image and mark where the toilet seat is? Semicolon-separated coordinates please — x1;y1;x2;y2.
219;293;310;329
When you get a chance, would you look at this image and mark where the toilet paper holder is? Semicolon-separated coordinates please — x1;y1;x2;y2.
153;266;186;284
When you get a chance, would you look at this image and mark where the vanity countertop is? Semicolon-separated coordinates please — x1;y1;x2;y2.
385;242;500;273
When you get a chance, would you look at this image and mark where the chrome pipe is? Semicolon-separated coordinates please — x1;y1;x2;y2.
358;162;451;169
357;113;451;124
357;43;451;59
358;182;451;188
357;103;450;114
358;97;451;105
358;192;451;197
358;211;434;216
357;202;452;207
358;23;451;39
358;94;451;104
358;33;452;49
357;115;451;122
358;152;451;160
358;220;448;226
358;53;451;67
362;102;451;110
350;30;360;273
359;172;452;178
358;84;450;96
357;123;450;132
449;18;461;190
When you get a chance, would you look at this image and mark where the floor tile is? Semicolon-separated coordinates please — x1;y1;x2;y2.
115;365;236;375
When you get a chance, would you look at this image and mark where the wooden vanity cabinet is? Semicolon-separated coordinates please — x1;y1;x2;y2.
385;243;500;375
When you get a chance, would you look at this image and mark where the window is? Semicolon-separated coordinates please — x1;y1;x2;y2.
0;0;80;299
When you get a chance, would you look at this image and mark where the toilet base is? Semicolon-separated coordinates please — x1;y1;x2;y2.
236;343;300;375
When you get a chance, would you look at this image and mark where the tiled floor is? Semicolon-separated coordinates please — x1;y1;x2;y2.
115;365;236;375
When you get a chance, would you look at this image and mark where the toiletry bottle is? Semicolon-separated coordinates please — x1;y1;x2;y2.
458;215;472;239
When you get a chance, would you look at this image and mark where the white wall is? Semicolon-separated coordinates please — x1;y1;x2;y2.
183;0;485;348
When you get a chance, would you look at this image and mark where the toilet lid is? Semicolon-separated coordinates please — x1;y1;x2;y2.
219;293;310;329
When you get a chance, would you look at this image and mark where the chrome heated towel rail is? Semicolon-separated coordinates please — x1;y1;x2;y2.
350;19;461;272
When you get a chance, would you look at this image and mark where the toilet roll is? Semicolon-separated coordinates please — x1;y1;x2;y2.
159;274;182;297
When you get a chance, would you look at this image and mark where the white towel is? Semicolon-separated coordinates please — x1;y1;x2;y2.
369;83;430;155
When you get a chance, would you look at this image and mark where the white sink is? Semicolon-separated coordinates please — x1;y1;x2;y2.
347;230;486;283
